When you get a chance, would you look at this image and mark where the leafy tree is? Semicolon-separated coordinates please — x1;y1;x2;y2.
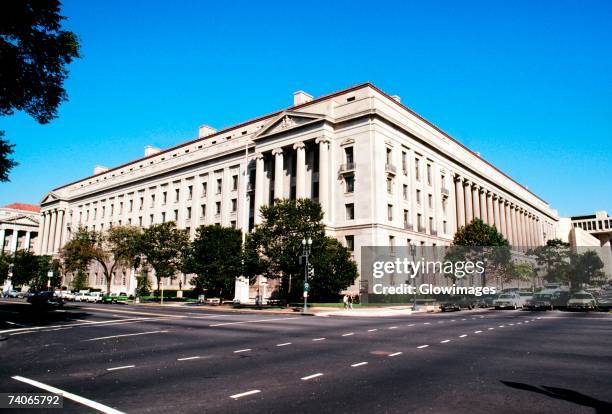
0;254;9;285
185;225;242;298
510;262;536;290
71;268;88;291
570;250;604;289
529;239;572;284
60;226;142;294
139;222;189;296
10;250;40;287
244;199;357;302
446;218;511;285
135;267;152;297
0;0;80;181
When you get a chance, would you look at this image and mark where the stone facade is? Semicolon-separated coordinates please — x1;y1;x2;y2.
1;203;40;254
38;83;559;292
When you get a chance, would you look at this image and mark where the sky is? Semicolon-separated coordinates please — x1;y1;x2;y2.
1;0;610;217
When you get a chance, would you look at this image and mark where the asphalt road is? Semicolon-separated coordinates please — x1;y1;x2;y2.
0;299;611;414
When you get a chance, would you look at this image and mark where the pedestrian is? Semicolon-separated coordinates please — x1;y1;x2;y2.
343;294;349;309
348;295;353;310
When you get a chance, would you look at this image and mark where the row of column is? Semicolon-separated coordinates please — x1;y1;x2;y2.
454;176;544;247
39;209;66;255
0;229;34;253
253;137;330;224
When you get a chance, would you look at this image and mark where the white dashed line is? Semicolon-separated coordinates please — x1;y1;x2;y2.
351;362;368;367
301;373;324;381
474;330;482;334
106;365;134;371
488;327;494;330
388;326;398;330
499;325;505;328
424;322;431;325
177;356;200;361
230;390;261;399
408;324;415;327
210;317;302;327
12;376;125;414
85;330;168;342
313;338;326;341
368;329;378;332
388;352;402;357
461;318;467;321
440;339;451;343
417;345;429;349
276;342;291;347
459;334;467;338
451;320;456;322
233;349;252;353
342;333;354;337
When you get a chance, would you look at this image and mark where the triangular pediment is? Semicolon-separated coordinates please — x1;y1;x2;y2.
41;192;59;205
3;215;39;226
255;111;325;139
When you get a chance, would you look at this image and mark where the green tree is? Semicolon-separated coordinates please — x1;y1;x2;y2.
0;0;80;181
510;262;536;290
10;250;40;287
446;218;511;285
244;199;358;302
185;225;243;298
71;268;88;291
60;226;142;294
139;222;189;296
0;254;10;285
570;250;604;289
135;267;152;297
529;239;571;284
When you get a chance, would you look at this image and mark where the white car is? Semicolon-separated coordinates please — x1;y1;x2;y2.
87;292;103;303
494;293;521;310
74;292;88;302
567;292;597;311
57;290;75;301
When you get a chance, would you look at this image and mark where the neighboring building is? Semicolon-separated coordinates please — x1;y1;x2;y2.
0;203;40;254
38;83;559;293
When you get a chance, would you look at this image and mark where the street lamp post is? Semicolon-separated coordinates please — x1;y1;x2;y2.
302;237;312;313
408;242;417;310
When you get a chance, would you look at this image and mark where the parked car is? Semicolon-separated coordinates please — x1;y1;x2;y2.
524;293;554;311
74;292;88;302
57;290;75;301
567;292;597;311
87;292;103;303
5;289;25;298
439;295;479;312
475;294;497;308
494;293;521;310
102;292;129;304
596;294;612;311
518;292;533;307
27;291;64;308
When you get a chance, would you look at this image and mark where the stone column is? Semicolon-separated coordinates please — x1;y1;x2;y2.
455;176;465;227
10;229;19;252
472;185;480;220
499;199;507;240
510;205;518;248
53;210;65;253
40;213;49;254
47;210;57;255
516;208;525;248
254;153;265;225
316;137;330;220
479;189;487;223
464;181;473;223
529;214;536;247
491;195;499;230
24;231;31;251
486;192;494;226
294;142;306;199
272;148;284;201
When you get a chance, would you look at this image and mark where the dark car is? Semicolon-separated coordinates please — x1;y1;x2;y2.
439;295;477;312
524;293;554;311
475;294;497;308
27;291;64;308
596;294;612;311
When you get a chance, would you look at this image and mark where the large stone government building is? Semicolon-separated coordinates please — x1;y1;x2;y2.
38;83;559;292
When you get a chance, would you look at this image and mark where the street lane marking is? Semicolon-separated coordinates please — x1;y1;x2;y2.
0;317;170;335
459;334;467;338
499;325;505;328
451;320;456;322
81;307;185;318
368;329;378;332
230;390;261;399
388;326;398;329
440;340;451;343
6;321;26;327
474;330;482;334
509;323;514;326
276;342;292;347
388;352;402;357
351;362;368;367
407;324;415;327
107;365;135;371
312;338;326;341
342;333;354;336
177;356;201;361
461;318;467;321
84;330;168;341
438;321;444;323
301;373;323;380
47;327;72;331
233;349;251;353
488;327;494;330
12;375;125;414
209;317;302;327
417;345;429;349
423;322;431;325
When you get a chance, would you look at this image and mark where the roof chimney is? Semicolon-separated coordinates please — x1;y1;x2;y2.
198;125;217;138
93;165;109;175
391;95;401;103
144;145;162;157
293;90;313;106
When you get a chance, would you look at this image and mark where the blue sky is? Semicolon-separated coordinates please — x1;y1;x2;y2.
1;0;610;217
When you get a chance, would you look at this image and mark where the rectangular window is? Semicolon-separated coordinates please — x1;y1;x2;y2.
232;175;238;191
216;178;222;194
387;204;393;221
416;190;421;204
187;207;192;219
230;220;236;228
344;147;354;164
429;217;434;232
387;177;393;194
110;204;114;216
150;194;155;208
346;203;355;220
215;202;221;215
386;148;392;164
129;200;133;212
138;216;142;226
417;213;423;230
202;182;207;197
162;191;167;204
201;204;206;218
174;210;178;221
119;202;123;214
345;175;355;193
427;164;432;185
403;209;409;225
389;235;395;252
231;199;237;212
161;212;166;223
345;235;355;252
175;188;180;203
139;197;144;211
415;158;420;181
443;220;447;234
428;194;433;209
188;185;193;200
402;151;407;175
403;184;408;200
102;206;105;218
150;214;154;225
